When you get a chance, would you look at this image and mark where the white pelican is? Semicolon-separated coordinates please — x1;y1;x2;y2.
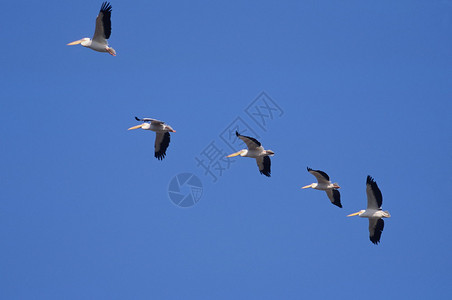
347;176;391;245
226;131;274;177
128;117;176;160
67;2;116;56
302;167;342;208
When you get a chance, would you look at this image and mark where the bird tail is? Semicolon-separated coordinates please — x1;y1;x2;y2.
107;47;116;56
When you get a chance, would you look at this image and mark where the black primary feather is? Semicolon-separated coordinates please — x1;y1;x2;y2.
307;167;330;181
100;2;112;39
370;218;384;245
331;189;342;208
236;131;261;147
367;175;383;208
155;132;170;160
259;156;271;177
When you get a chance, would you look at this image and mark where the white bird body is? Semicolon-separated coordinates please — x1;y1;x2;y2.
235;148;268;159
355;209;391;219
67;2;116;56
347;176;391;244
140;122;173;133
308;182;338;191
227;131;274;177
128;117;176;160
81;39;111;52
302;167;342;208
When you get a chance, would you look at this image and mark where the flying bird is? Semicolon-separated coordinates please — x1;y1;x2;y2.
302;167;342;208
128;117;176;160
67;2;116;56
226;131;274;177
347;176;391;245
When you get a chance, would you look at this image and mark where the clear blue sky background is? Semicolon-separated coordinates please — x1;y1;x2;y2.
1;0;451;299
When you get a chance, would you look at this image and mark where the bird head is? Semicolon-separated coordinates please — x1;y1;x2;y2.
266;150;275;156
165;124;176;132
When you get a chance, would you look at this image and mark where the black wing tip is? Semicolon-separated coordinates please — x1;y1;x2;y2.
369;219;384;245
135;116;141;121
367;175;376;184
235;130;262;147
101;2;112;12
155;152;166;160
367;175;383;206
367;175;380;190
332;197;342;208
100;2;112;39
370;234;382;245
260;170;271;177
155;132;170;161
259;156;271;177
332;189;342;208
308;167;330;181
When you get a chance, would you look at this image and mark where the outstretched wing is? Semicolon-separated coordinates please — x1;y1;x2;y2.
155;132;171;160
135;116;165;125
366;176;383;209
307;167;331;184
93;2;112;44
369;218;384;245
236;131;262;151
256;156;271;177
325;189;342;208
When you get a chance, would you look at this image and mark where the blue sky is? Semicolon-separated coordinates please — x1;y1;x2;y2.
1;0;451;299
